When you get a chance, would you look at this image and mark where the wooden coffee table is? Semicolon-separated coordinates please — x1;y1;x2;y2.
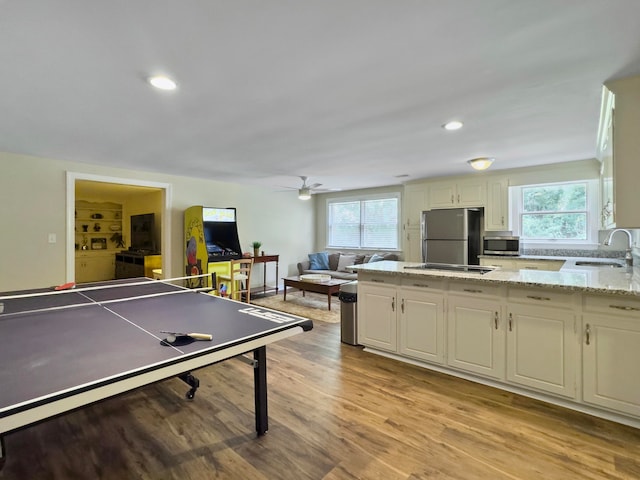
283;276;351;311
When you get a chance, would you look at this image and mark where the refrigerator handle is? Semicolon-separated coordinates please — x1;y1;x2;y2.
420;212;427;263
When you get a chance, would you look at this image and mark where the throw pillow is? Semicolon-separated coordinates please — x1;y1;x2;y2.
368;253;386;263
337;254;357;272
328;253;341;271
308;252;329;270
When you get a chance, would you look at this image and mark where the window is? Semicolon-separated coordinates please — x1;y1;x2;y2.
327;194;400;249
510;180;598;243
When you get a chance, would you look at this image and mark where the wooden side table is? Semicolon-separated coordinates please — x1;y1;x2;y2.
252;254;279;294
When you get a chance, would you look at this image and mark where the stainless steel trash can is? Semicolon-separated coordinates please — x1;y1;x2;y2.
338;281;359;345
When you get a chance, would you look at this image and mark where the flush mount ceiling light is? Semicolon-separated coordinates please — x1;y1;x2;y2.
467;157;495;171
443;120;463;131
147;75;177;91
298;187;311;200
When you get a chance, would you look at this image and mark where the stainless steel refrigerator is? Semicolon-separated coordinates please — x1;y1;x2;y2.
421;208;483;265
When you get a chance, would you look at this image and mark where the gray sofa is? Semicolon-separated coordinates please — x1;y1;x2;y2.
297;252;399;281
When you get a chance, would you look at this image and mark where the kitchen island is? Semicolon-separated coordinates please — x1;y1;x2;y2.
351;259;640;428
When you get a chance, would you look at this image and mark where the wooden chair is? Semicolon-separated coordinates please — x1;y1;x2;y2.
218;258;254;303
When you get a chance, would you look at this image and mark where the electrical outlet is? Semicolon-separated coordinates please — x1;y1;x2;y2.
48;233;57;244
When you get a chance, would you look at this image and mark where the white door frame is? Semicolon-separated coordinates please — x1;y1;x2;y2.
66;172;172;282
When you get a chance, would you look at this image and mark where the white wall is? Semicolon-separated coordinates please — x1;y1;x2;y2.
0;152;314;291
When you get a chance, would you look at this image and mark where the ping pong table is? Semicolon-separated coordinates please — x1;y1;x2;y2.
0;277;313;468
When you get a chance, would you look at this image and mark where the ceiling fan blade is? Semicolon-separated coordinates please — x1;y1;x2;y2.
309;183;322;189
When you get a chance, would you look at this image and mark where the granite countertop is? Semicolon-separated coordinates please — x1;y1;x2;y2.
351;258;640;297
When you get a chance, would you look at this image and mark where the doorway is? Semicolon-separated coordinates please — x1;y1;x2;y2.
66;172;172;283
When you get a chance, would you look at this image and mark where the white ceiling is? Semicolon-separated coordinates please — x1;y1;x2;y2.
2;0;640;193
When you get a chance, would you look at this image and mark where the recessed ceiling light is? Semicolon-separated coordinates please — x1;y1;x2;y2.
148;75;177;91
443;120;463;131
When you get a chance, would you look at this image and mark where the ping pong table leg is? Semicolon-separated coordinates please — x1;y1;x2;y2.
253;346;268;435
178;372;200;400
0;434;5;470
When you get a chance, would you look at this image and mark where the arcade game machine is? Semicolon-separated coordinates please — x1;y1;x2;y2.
184;206;242;290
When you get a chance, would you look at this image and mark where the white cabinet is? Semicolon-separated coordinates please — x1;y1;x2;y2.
403;183;428;228
398;279;446;364
428;180;485;208
358;279;397;352
582;295;640;417
601;75;640;228
404;227;422;263
75;252;115;283
485;177;509;231
359;276;446;362
357;269;640;425
506;288;579;399
446;283;505;379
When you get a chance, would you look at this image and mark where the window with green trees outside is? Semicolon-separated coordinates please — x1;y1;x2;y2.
519;182;587;240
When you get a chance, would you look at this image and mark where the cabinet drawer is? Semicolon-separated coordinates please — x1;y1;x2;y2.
508;287;577;307
583;294;640;315
515;260;564;271
358;273;397;285
400;277;445;291
448;281;503;297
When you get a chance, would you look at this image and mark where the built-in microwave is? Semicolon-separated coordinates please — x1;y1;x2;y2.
483;236;520;256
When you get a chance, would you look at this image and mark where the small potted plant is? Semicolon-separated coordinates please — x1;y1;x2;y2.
251;241;262;257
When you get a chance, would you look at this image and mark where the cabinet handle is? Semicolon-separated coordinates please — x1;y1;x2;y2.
508;312;513;332
371;279;385;283
501;216;504;226
526;295;551;301
463;288;483;293
451;195;454;204
609;304;640;312
494;311;498;330
413;283;429;288
401;298;405;313
457;194;460;203
391;297;395;312
585;323;591;345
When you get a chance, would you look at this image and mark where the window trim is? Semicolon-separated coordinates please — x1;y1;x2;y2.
509;179;599;246
326;192;401;250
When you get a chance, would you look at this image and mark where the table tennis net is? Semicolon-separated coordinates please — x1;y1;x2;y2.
0;275;211;317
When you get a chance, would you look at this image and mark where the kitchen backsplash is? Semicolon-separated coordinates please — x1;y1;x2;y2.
521;248;625;258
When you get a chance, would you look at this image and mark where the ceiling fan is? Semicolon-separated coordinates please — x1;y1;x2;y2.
296;176;322;200
276;176;334;199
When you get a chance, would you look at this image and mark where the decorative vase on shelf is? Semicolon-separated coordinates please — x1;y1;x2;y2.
251;242;262;257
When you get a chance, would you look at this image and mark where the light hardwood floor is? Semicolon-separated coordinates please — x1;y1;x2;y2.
2;320;640;479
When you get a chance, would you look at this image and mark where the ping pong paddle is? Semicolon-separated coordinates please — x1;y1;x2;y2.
54;282;76;291
160;331;213;343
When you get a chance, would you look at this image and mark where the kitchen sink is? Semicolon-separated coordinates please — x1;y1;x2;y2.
404;263;497;274
574;261;624;268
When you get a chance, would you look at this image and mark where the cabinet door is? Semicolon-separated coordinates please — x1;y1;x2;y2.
457;180;485;207
92;256;115;281
485;178;508;231
399;287;445;364
428;183;456;208
358;283;397;352
507;305;577;398
447;296;505;379
583;313;640;417
404;227;422;263
403;184;427;228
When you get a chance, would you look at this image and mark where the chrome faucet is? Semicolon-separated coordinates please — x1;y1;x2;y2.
603;229;634;267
